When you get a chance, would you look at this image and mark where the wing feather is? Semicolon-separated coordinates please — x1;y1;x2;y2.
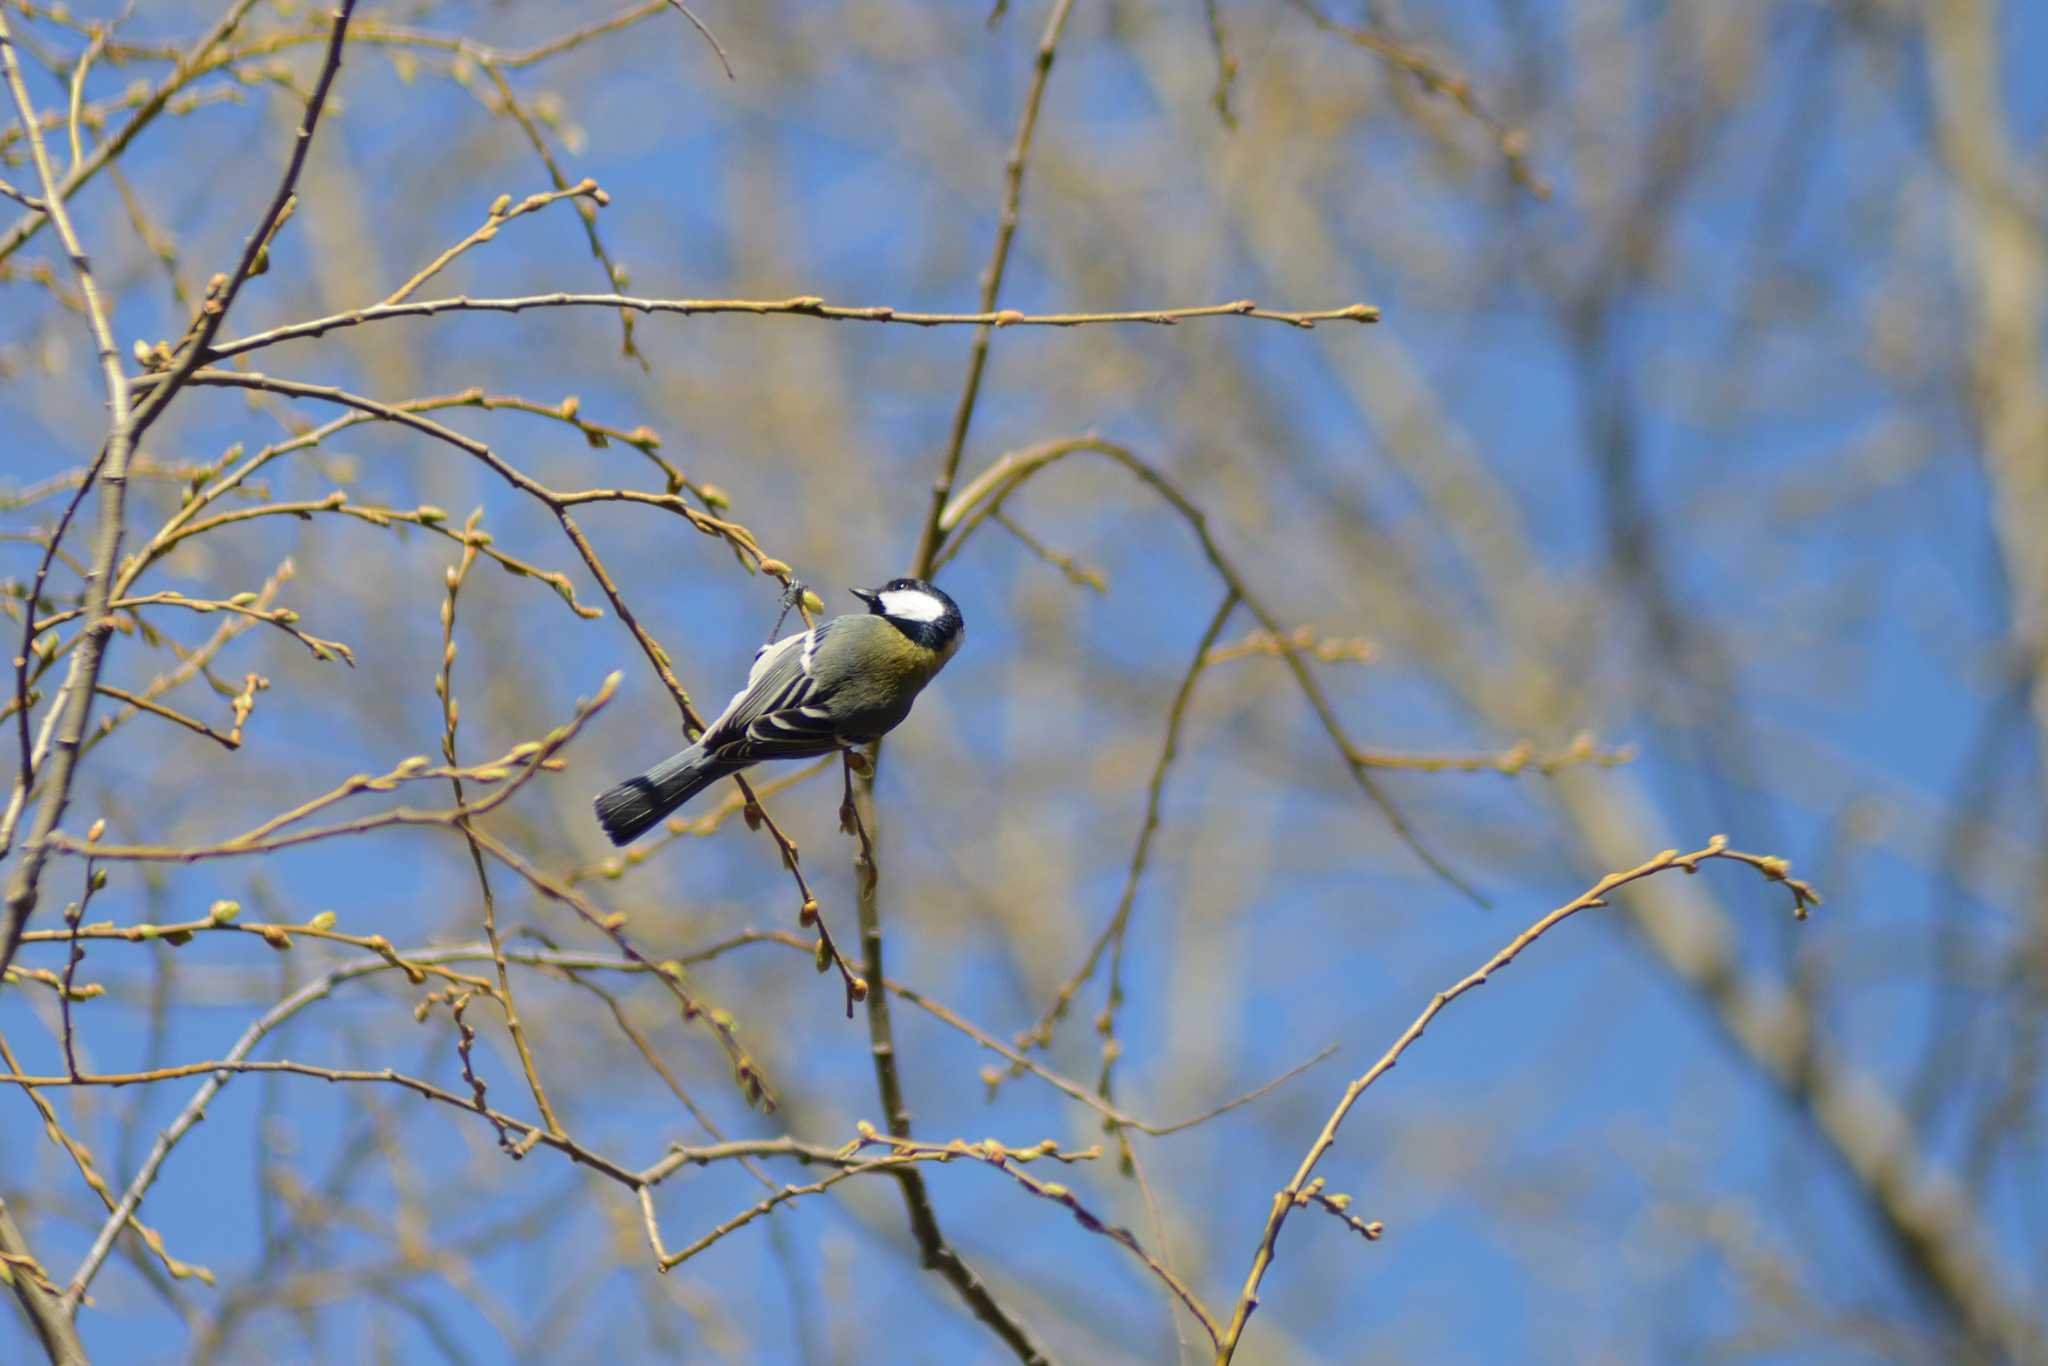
703;621;844;763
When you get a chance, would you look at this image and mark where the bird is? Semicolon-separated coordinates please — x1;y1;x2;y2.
593;578;964;845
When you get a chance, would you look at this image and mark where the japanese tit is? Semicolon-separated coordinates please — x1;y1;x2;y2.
593;578;964;845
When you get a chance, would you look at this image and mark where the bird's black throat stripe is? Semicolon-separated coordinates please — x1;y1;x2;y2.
885;617;953;650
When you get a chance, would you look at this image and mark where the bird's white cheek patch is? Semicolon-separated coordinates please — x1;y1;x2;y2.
880;589;946;622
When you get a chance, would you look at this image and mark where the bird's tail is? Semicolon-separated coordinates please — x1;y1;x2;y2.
593;744;737;846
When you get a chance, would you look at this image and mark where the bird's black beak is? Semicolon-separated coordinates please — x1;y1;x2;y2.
850;587;880;611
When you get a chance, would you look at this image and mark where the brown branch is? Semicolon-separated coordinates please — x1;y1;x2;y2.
0;1195;82;1364
91;683;248;750
131;367;861;1016
551;967;776;1192
912;0;1078;575
6;449;100;828
437;518;563;1138
72;560;290;766
0;5;138;984
7;1057;644;1182
935;434;1484;903
53;941;546;1313
54;853;95;1077
474;59;643;362
660;1;733;79
198;294;1378;365
45;676;611;861
1213;838;1817;1362
639;1153;933;1271
822;9;1087;1359
990;509;1107;591
127;0;357;445
381;179;608;305
399;3;673;70
0;78;244;166
465;826;774;1111
886;965;1334;1138
642;1130;1101;1272
0;172;42;212
2;934;1098;1310
131;368;774;590
1347;734;1635;775
1293;1177;1384;1245
1286;0;1549;200
3;0;358;980
125;393;626;619
852;1127;1222;1343
493;922;1326;1139
1204;624;1375;667
0;1023;211;1307
44;3;674;89
1000;591;1238;1106
37;591;356;665
0;0;271;265
11;561;297;808
831;764;1041;1364
1563;770;2042;1363
14;927;1327;1328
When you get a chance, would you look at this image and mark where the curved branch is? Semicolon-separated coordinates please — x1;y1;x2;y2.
199;294;1377;365
1214;838;1817;1362
936;435;1483;903
0;7;140;985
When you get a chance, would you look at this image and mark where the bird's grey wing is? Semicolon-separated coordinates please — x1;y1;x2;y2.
700;629;803;734
703;620;844;762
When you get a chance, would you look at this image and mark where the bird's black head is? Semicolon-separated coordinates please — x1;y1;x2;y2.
851;577;963;656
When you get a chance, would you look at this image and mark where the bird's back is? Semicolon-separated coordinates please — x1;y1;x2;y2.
803;613;939;739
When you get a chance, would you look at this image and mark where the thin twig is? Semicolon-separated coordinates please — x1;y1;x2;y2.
661;0;733;79
8;447;102;825
911;0;1079;573
37;591;355;665
1286;0;1549;200
0;1025;211;1316
1212;838;1817;1361
130;367;860;1014
843;761;1046;1362
467;826;774;1110
935;434;1484;903
380;180;607;305
0;6;139;983
1000;591;1238;1108
475;58;643;361
830;7;1082;1359
437;517;564;1138
127;0;358;445
46;676;611;860
91;683;245;749
0;0;272;265
201;294;1378;364
0;1196;81;1364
